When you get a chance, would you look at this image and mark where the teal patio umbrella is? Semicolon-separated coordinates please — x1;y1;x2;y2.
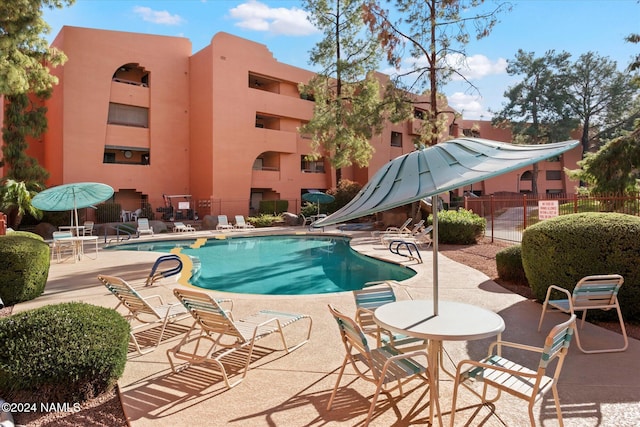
314;137;580;314
302;191;335;216
32;182;114;231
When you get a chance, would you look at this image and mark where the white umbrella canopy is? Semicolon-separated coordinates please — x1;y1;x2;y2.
314;137;580;314
31;182;114;231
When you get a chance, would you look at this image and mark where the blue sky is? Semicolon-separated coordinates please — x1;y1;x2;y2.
43;0;639;120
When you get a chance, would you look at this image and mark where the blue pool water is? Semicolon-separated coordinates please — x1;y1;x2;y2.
108;235;415;295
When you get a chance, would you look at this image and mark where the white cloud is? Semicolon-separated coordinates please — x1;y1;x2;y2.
229;0;318;36
133;6;184;25
448;54;507;81
447;92;491;120
382;53;507;83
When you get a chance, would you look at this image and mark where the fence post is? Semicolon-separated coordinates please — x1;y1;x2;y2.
0;212;6;235
490;195;494;243
522;194;527;230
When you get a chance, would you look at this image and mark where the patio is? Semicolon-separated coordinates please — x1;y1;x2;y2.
13;227;640;426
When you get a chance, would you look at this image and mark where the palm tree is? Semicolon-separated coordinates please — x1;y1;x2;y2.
0;178;43;229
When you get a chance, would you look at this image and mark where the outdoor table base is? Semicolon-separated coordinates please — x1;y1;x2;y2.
374;300;505;396
57;236;98;262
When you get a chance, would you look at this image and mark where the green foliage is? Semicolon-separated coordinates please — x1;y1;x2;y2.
0;178;43;229
259;200;288;215
2;93;51;183
96;202;121;223
326;179;362;212
496;245;527;284
299;0;411;171
140;203;154;220
0;302;129;403
247;214;282;227
429;208;485;244
6;230;44;241
521;212;640;321
362;0;510;145
0;0;76;95
0;234;50;305
567;128;640;194
301;202;319;217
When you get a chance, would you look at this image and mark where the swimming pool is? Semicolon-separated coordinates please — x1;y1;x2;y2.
108;235;415;295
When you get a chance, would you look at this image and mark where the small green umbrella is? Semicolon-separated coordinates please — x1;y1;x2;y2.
302;191;335;216
31;182;114;230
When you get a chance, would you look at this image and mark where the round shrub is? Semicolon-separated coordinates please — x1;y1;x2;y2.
430;208;486;244
496;244;528;284
0;233;50;305
0;302;130;404
521;212;640;321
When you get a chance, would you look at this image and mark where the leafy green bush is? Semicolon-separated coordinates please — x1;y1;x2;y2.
140;203;154;220
259;200;288;215
429;208;485;244
301;202;319;217
326;179;362;212
248;214;282;227
0;303;130;403
0;234;50;305
6;230;44;241
521;212;640;321
496;244;527;284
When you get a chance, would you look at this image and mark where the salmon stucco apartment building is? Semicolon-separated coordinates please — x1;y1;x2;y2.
2;26;582;222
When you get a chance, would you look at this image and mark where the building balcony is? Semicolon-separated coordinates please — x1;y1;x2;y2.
110;80;150;108
105;124;149;149
251;168;281;186
251;127;297;153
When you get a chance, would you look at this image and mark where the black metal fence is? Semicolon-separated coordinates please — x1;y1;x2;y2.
464;193;640;243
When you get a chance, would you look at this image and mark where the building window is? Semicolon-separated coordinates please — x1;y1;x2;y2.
391;131;402;147
112;63;149;87
103;152;115;163
520;171;533;181
301;156;325;173
462;128;480;137
546;170;562;180
414;109;425;120
108;103;149;128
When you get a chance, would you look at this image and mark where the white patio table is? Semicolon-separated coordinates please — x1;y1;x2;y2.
374;299;505;394
57;235;99;262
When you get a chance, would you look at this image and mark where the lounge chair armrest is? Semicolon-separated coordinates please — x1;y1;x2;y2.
142;294;165;305
216;298;234;312
162;302;187;320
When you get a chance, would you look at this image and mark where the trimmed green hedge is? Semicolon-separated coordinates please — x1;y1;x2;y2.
0;233;50;305
429;208;486;244
0;303;130;403
259;200;288;215
521;212;640;321
496;244;527;284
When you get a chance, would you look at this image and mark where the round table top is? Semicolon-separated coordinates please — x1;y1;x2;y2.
374;300;505;341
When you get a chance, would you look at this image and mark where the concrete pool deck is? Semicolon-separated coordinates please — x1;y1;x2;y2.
13;226;640;426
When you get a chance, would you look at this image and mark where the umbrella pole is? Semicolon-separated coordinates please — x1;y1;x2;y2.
432;195;439;316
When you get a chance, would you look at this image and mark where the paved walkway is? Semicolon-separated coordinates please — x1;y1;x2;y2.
14;227;640;426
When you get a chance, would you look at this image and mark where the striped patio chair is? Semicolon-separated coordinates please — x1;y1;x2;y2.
327;304;441;426
167;288;312;388
451;314;576;427
538;274;627;353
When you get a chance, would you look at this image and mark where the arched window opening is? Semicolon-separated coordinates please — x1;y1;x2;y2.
112;63;150;87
